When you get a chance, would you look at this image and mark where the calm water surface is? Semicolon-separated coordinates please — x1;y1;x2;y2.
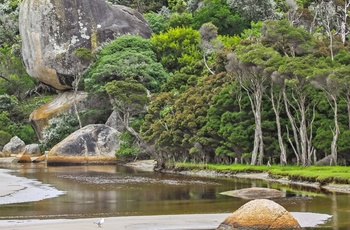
0;162;349;229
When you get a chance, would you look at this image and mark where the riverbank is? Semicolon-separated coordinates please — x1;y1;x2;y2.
160;163;350;194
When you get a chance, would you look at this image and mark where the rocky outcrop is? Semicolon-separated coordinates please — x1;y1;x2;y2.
19;0;152;90
216;199;302;230
3;136;25;156
30;91;88;140
25;144;41;156
46;124;120;165
105;111;126;133
220;187;284;199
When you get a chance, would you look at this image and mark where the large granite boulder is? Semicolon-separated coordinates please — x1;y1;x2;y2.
19;0;152;90
220;187;284;199
25;144;41;156
46;124;120;165
216;199;302;230
30;91;88;140
3;136;25;156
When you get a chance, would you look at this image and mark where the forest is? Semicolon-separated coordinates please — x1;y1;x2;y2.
1;0;350;167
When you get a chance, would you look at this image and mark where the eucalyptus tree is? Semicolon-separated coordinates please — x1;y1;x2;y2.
278;55;319;166
309;0;337;60
261;19;315;57
226;0;282;22
198;22;222;75
226;44;278;165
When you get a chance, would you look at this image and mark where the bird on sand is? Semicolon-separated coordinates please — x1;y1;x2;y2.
93;218;104;227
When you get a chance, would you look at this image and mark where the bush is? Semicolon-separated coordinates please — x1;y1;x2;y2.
40;113;79;152
0;130;11;146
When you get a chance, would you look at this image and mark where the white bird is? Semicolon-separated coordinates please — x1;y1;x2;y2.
93;218;104;227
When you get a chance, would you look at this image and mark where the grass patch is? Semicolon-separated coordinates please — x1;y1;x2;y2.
171;163;350;185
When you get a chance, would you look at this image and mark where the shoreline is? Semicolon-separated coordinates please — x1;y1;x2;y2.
0;168;65;205
161;169;350;194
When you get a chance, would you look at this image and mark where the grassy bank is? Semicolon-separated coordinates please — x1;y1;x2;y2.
171;162;350;185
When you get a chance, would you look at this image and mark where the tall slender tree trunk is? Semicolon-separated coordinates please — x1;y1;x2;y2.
270;85;287;165
299;96;308;166
283;89;301;165
330;95;339;165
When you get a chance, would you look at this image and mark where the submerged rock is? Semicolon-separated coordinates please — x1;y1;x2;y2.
47;124;120;165
19;0;152;90
220;187;284;199
216;199;301;230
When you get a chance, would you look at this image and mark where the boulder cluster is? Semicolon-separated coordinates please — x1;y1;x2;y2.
4;0;154;165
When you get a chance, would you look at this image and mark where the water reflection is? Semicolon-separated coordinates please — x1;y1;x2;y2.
0;163;349;229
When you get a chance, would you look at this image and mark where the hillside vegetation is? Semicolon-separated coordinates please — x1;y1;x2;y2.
2;0;350;168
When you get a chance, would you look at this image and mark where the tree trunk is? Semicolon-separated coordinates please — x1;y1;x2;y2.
283;88;301;165
299;96;308;166
270;85;287;165
330;95;339;165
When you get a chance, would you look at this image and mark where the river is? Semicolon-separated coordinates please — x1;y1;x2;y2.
0;162;349;229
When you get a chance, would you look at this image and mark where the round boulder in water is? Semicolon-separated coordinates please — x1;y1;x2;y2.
216;199;301;230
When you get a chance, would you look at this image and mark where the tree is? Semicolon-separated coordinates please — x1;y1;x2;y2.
227;0;282;22
311;61;342;165
261;19;315;57
309;0;337;60
278;55;319;166
150;27;201;72
192;0;249;36
85;35;168;94
226;44;278;165
199;22;222;75
105;79;149;143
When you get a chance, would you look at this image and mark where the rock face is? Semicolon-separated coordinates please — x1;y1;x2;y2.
3;136;25;156
19;0;152;90
105;111;126;133
216;199;302;230
220;187;285;199
47;124;120;165
25;144;41;156
30;91;88;140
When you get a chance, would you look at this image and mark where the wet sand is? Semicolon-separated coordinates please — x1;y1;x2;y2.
0;214;229;230
0;168;65;204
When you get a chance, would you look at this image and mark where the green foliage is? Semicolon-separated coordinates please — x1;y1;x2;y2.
0;130;11;146
192;0;249;36
169;12;193;29
217;35;241;49
0;94;17;111
261;19;315;57
105;79;150;114
85;35;168;94
150;27;201;72
144;12;169;34
115;131;140;160
40;113;79;152
74;48;96;62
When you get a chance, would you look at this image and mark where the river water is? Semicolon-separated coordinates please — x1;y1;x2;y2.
0;162;349;229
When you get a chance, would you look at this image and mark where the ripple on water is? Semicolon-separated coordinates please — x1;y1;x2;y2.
56;173;220;186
